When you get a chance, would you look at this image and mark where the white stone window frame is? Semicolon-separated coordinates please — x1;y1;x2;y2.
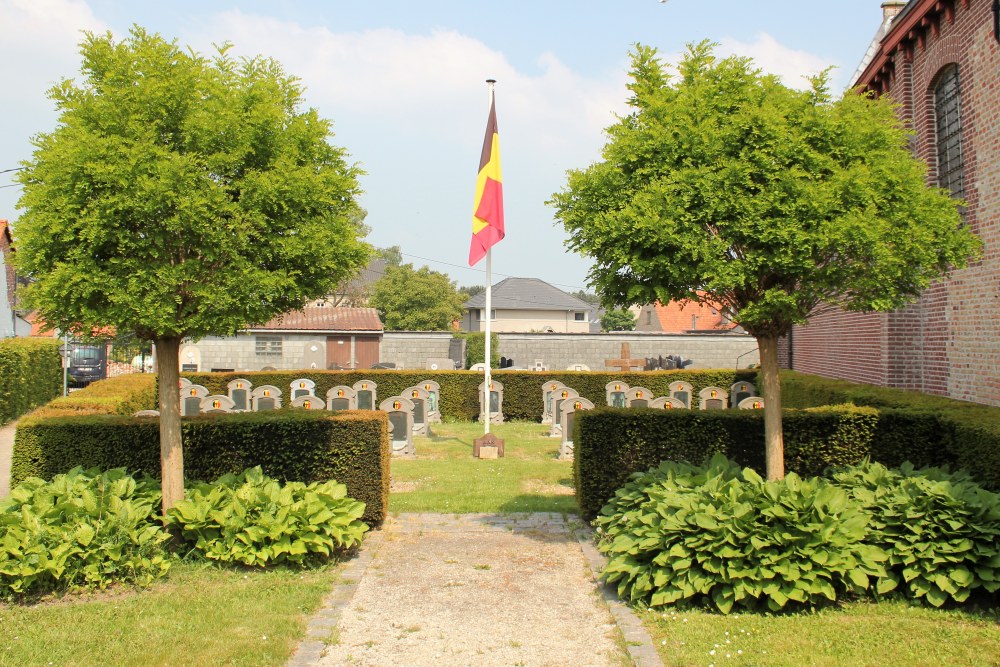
255;334;283;358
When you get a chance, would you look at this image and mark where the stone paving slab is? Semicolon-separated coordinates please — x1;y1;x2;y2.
0;420;16;499
289;512;662;667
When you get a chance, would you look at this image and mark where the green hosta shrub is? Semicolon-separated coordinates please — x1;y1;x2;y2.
167;467;368;567
0;467;171;599
596;455;887;613
831;460;1000;606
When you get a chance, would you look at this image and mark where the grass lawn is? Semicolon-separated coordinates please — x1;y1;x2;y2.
0;562;340;667
642;600;1000;667
387;420;577;514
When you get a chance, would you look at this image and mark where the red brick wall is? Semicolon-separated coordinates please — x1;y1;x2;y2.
791;0;1000;407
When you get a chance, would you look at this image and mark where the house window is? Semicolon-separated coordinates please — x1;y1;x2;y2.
934;65;964;200
255;335;283;358
472;309;496;321
574;312;586;321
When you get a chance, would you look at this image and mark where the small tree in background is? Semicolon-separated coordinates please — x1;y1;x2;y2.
15;27;370;511
550;43;981;480
370;263;464;331
600;308;636;332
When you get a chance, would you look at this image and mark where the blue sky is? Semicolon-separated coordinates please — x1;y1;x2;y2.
0;0;886;293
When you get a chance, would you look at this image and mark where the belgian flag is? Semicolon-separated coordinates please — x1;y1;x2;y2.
469;95;504;266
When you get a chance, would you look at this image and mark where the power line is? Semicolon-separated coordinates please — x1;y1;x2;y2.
0;184;21;189
0;167;24;174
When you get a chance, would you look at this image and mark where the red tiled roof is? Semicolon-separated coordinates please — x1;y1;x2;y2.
253;307;383;332
0;219;11;246
654;293;735;333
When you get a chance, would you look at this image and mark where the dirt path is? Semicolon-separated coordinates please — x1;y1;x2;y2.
300;513;647;667
0;420;15;498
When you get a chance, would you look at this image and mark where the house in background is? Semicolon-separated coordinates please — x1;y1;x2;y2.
180;307;384;372
311;257;388;308
786;0;1000;407
461;277;593;333
635;292;737;334
0;220;31;338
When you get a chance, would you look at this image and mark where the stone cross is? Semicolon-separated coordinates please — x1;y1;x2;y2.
605;343;645;372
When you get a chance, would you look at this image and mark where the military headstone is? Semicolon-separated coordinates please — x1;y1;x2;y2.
251;385;283;411
605;380;630;408
379;396;415;456
200;394;235;413
291;395;324;410
669;380;694;409
650;396;687;410
404;385;432;436
541;380;566;425
550;387;580;438
478;380;505;424
227;378;253;411
625;386;653;409
181;384;209;416
418;379;442;423
326;385;357;411
353;380;378;410
738;396;765;410
290;378;317;400
558;397;595;461
730;381;757;408
698;386;729;410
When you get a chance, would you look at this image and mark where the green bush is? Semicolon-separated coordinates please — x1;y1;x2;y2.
573;405;879;519
0;467;171;600
830;461;1000;606
12;410;390;525
780;371;1000;491
167;466;368;567
596;455;887;613
25;373;158;421
455;331;498;370
0;337;61;426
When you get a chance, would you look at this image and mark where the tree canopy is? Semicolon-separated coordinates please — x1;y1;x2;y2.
14;27;370;508
600;308;637;332
549;43;981;479
371;263;464;331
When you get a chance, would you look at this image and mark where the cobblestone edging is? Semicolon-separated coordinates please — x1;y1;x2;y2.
574;525;665;667
286;527;388;666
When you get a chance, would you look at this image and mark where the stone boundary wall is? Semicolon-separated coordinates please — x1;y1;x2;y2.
496;332;758;371
380;332;460;370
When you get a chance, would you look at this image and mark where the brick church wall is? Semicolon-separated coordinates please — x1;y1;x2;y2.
790;0;1000;407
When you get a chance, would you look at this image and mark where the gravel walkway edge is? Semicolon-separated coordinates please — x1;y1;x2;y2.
287;513;664;667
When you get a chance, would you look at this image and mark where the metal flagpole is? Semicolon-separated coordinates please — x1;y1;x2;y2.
483;79;495;436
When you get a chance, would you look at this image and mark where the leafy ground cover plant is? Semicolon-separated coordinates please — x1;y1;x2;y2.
830;460;1000;606
166;467;368;566
0;467;171;600
596;455;887;613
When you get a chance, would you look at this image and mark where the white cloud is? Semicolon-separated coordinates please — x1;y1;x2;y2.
718;32;834;90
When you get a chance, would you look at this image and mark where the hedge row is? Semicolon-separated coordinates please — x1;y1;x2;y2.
0;338;62;426
12;409;390;525
781;371;1000;493
21;373;158;422
178;368;759;422
575;387;1000;519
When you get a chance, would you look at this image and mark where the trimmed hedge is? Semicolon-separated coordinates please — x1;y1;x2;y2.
12;410;390;525
575;405;889;519
781;371;1000;492
23;373;158;421
178;368;759;422
0;337;61;426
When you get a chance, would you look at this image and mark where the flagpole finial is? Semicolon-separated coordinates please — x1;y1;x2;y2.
486;79;496;84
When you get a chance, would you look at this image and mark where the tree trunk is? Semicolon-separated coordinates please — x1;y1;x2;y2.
155;336;185;514
757;335;785;480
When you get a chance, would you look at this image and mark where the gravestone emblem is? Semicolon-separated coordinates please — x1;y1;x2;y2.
290;378;316;400
604;342;645;372
291;395;324;410
326;385;357;411
738;396;765;410
558;397;595;461
405;386;431;436
605;380;630;408
550;387;580;438
353;380;378;410
541;380;566;425
668;380;694;409
698;386;729;410
625;386;654;409
418;380;442;423
478;380;505;424
226;379;253;411
379;396;415;456
251;385;283;411
730;381;757;407
650;396;686;410
181;384;209;416
200;395;235;413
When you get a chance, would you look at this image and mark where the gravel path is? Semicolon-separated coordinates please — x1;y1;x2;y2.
0;420;15;499
307;513;634;667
